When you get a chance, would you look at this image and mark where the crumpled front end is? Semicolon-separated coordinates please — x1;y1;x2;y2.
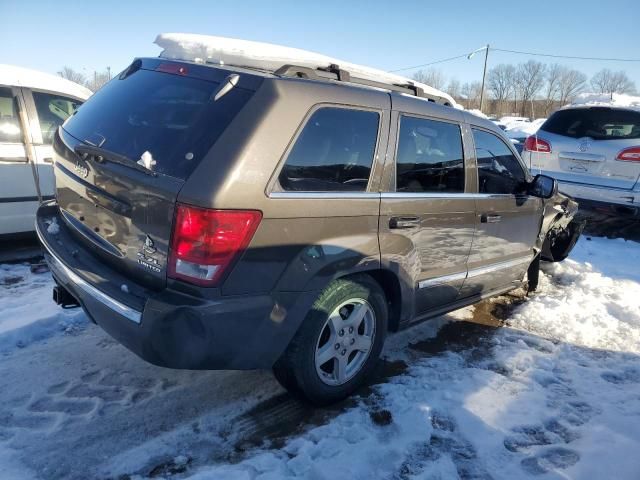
538;193;584;262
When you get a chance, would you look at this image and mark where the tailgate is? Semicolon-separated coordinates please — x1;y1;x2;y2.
54;128;184;290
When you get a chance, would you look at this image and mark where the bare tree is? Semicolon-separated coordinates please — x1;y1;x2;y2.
487;64;516;115
446;78;461;99
461;81;483;110
609;70;636;94
412;68;447;90
591;69;637;96
516;60;547;117
85;70;111;92
542;64;563;116
57;66;87;85
590;69;613;94
558;68;586;105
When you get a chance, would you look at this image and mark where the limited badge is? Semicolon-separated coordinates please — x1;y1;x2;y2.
137;235;161;273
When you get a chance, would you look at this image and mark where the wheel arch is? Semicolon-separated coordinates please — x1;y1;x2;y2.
336;268;405;333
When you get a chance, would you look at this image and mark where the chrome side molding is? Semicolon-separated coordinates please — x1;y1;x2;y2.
418;255;532;289
466;256;532;279
418;271;466;289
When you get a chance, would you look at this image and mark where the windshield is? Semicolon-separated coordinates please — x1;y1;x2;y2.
541;107;640;141
62;67;254;179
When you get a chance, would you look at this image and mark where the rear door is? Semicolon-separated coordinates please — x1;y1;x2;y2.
379;104;475;318
0;86;40;235
461;127;541;297
532;107;640;190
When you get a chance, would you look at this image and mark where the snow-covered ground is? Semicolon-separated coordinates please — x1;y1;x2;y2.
1;234;639;479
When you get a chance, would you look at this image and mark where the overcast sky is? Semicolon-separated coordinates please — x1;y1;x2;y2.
3;0;639;88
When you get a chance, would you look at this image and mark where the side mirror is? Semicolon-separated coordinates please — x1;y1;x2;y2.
529;174;558;199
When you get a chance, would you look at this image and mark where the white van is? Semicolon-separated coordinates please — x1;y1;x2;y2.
0;64;91;236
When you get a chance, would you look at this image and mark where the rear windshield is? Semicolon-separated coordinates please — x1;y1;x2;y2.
541;107;640;140
62;68;254;179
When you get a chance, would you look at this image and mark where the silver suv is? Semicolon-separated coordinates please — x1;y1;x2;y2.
521;106;640;215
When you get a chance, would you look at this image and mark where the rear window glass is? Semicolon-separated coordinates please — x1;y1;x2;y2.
278;107;379;192
541;107;640;140
62;68;254;179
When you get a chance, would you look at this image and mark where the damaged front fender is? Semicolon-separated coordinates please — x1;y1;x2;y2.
537;193;584;262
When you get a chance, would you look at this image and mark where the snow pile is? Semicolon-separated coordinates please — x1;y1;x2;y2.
504;118;546;140
154;33;457;107
500;116;529;125
0;64;92;101
509;236;640;353
567;92;640;110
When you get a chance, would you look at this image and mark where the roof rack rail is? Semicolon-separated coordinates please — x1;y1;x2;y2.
273;64;451;106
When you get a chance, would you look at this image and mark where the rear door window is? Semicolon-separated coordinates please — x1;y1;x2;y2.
541;107;640;140
278;107;380;192
62;68;254;179
32;91;82;144
395;115;464;193
0;87;27;162
472;129;527;195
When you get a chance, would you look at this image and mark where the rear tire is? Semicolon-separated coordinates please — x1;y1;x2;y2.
273;275;387;405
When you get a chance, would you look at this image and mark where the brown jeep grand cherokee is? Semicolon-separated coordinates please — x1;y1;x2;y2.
36;57;581;404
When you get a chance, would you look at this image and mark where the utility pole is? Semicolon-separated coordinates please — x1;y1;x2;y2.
107;66;111;80
467;44;490;113
479;44;490;113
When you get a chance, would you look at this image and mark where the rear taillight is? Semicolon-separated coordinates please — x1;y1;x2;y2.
168;204;262;287
616;147;640;162
524;136;552;153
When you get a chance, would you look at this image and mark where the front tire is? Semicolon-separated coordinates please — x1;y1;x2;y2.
273;275;388;405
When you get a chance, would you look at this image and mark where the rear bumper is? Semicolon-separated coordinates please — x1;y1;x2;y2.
36;202;315;370
556;181;639;213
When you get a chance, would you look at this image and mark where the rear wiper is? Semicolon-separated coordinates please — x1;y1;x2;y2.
74;144;157;177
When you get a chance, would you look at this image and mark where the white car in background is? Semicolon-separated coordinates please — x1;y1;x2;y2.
0;65;91;236
521;105;640;216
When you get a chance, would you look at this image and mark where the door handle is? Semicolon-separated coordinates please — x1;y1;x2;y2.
480;214;502;223
389;216;420;229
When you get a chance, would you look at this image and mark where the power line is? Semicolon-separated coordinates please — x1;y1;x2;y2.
389;47;640;73
388;53;469;72
492;48;640;62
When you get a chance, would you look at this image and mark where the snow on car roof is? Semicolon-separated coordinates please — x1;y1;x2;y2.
0;64;92;100
564;92;640;111
154;33;457;107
